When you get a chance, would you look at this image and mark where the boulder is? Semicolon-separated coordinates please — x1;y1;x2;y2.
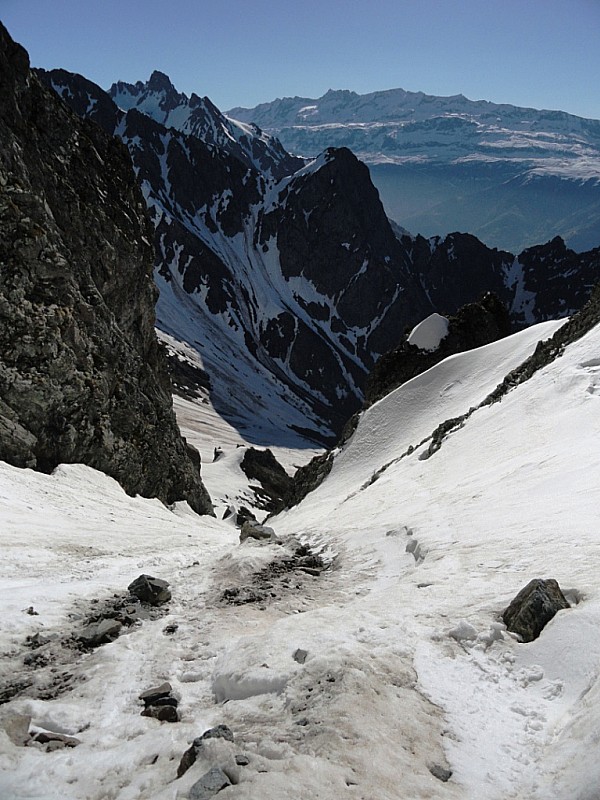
139;682;173;706
78;618;122;648
189;767;232;800
176;725;234;778
502;578;570;642
429;764;452;782
139;681;179;722
239;521;277;543
30;730;81;748
293;649;308;664
127;575;171;606
141;705;179;723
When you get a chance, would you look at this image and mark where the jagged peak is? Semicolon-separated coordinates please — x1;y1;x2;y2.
147;70;176;93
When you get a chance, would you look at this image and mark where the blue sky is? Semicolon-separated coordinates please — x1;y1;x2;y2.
2;0;599;118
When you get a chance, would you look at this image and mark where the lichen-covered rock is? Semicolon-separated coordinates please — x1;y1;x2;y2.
0;24;212;515
502;578;570;642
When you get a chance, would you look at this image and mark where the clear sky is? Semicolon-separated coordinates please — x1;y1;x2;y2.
2;0;599;119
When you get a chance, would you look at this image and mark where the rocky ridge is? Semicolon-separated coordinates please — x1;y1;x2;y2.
0;24;212;514
39;67;600;443
229;87;600;252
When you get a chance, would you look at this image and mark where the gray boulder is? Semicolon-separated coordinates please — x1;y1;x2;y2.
189;767;231;799
177;725;234;778
239;521;277;543
128;575;171;606
141;705;178;723
502;578;570;642
78;618;122;648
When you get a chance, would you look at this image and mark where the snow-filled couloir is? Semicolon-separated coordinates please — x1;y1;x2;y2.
3;306;600;799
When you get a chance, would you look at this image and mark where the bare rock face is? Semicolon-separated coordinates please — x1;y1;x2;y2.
502;578;570;642
0;24;212;514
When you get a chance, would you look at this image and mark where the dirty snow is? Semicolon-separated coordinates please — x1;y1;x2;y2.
1;315;600;800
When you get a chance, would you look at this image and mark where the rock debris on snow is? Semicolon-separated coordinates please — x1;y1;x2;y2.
127;574;172;606
502;578;571;642
188;767;232;800
177;725;235;779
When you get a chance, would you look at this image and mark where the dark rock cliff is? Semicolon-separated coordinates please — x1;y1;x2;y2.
0;24;213;514
366;293;512;405
38;67;600;443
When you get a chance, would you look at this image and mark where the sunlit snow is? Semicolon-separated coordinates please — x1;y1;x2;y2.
2;316;600;799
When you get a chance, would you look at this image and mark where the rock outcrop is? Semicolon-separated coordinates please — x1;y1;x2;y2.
38;66;600;443
502;578;570;642
366;292;511;404
0;24;212;514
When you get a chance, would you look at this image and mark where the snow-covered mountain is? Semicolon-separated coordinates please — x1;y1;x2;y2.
38;69;600;447
2;281;600;799
110;71;303;181
229;88;600;252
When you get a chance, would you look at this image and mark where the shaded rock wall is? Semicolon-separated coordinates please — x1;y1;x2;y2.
0;24;212;514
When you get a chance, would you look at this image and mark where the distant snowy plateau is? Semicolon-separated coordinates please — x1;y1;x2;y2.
3;305;600;799
230;88;600;252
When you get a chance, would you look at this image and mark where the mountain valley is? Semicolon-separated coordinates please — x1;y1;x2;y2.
1;20;600;800
230;87;600;253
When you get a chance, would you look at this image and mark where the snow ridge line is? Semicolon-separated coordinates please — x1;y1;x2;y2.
348;286;599;492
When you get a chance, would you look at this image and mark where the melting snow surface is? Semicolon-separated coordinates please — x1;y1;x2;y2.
2;316;600;800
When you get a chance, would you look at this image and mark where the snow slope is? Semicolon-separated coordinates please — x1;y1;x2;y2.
2;316;600;799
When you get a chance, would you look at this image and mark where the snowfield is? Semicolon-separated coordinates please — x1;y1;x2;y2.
2;316;600;800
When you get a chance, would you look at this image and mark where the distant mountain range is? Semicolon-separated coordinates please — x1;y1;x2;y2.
38;70;600;445
229;88;600;253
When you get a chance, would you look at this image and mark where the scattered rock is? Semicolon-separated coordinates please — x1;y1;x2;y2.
139;682;179;722
139;682;173;705
141;705;179;723
239;520;277;543
235;754;249;766
502;578;570;642
78;618;122;648
405;535;425;563
163;623;179;635
188;767;232;800
26;606;38;616
177;725;234;778
429;764;452;782
293;648;308;664
30;730;81;749
127;575;171;606
221;543;329;606
202;725;234;743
